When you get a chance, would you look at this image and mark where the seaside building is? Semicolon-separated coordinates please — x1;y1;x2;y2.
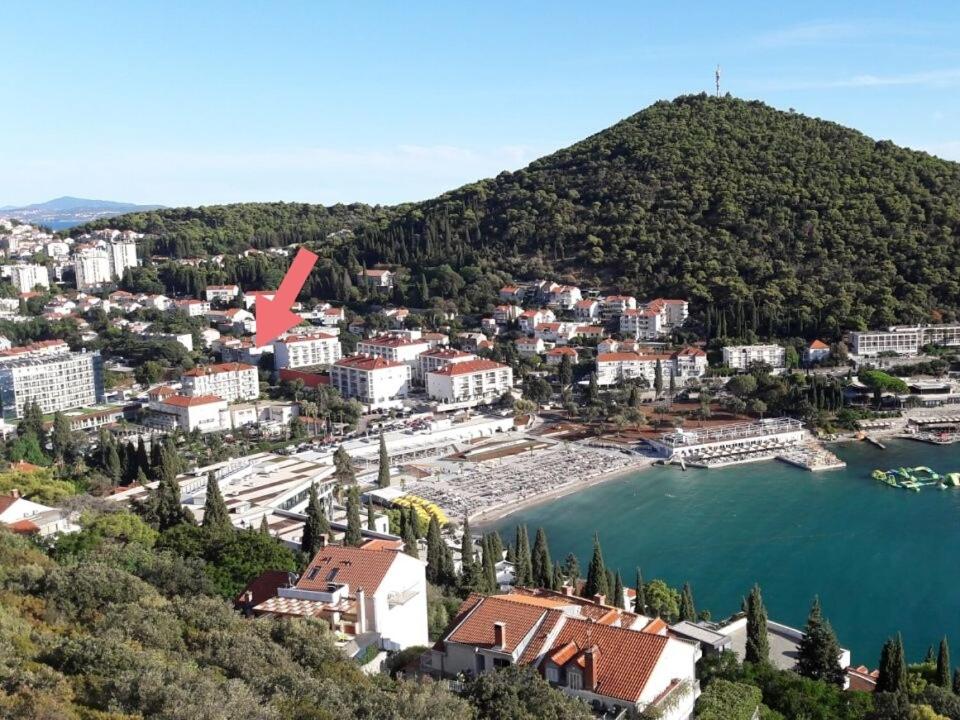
0;349;104;419
722;344;786;371
596;348;707;387
272;333;342;370
331;355;411;410
425;359;513;409
849;324;960;357
357;332;431;379
9;263;49;293
427;588;700;719
647;417;807;465
181;362;260;402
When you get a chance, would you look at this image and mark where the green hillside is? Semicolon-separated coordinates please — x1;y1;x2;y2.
77;94;960;337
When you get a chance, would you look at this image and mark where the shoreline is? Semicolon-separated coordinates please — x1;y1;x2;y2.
471;458;655;527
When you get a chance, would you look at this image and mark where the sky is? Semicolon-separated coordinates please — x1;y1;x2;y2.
2;1;960;208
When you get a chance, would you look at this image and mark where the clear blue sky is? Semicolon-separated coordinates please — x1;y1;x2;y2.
3;1;959;207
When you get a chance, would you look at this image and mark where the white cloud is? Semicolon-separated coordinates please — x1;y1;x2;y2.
757;22;866;48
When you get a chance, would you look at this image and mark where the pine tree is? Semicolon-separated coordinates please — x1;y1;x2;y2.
745;584;769;664
513;525;532;586
19;401;46;443
50;412;74;464
301;483;329;557
878;633;907;694
366;501;376;530
679;582;697;622
936;636;951;689
377;431;391;488
345;485;362;547
612;571;624;609
531;527;552;588
634;568;646;614
153;474;191;531
583;535;609;599
426;515;443;584
202;472;231;532
796;596;844;685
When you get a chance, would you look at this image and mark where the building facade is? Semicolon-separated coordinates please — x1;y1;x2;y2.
273;333;342;370
331;355;411;410
0;350;104;419
596;349;707;387
425;359;513;408
181;362;260;402
722;345;786;370
850;324;960;357
9;264;49;293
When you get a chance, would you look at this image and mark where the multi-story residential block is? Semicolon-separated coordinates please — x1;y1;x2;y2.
147;393;228;433
9;264;49;293
219;338;273;366
357;332;431;379
516;337;545;358
645;298;689;330
181;362;260;402
107;240;138;278
357;268;394;288
331;355;411;409
253;543;428;652
722;344;786;371
272;333;342;370
596;348;707;387
173;298;210;317
418;348;476;378
547;284;583;309
493;304;522;324
0;350;104;419
425;359;513;408
0;339;71;362
545;346;579;366
600;295;637;320
533;321;580;345
74;249;112;290
205;284;241;303
849;324;960;357
573;299;601;321
620;308;663;340
428;588;700;719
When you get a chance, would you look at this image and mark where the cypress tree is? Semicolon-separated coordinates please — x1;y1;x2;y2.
634;568;646;614
301;483;329;557
583;535;609;599
796;596;844;685
408;506;422;539
481;536;497;592
50;412;74;464
426;515;443;584
136;436;149;473
654;359;663;396
440;538;456;587
505;543;516;565
334;445;355;485
552;562;564;591
564;553;580;586
936;636;951;689
953;667;960;695
530;527;552;589
745;584;769;664
514;525;532;587
202;472;231;532
878;633;907;694
926;645;936;664
487;531;504;563
259;515;270;535
460;516;475;575
366;501;376;530
345;485;362;547
612;571;624;609
377;431;391;488
105;442;122;482
153;474;191;531
679;582;697;622
149;440;163;473
123;441;139;483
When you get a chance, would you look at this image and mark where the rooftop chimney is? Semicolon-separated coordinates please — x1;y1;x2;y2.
493;621;506;650
584;645;599;691
592;593;606;606
561;584;574;597
9;489;20;499
318;533;328;548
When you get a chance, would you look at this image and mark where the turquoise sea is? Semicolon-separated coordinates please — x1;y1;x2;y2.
487;439;960;666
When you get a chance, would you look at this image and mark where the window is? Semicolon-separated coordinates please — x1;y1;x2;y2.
546;666;559;683
493;658;510;670
568;671;582;690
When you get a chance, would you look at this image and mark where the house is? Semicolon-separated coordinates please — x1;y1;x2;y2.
547;285;583;310
427;589;700;719
516;337;545;358
418;348;476;378
600;295;637;320
358;268;395;288
381;307;410;329
519;309;556;334
425;359;513;409
573;299;600;321
493;305;522;325
804;340;831;364
317;305;345;326
252;542;428;653
205;284;241;303
498;285;526;303
620;308;663;340
173;298;210;317
146;394;228;433
545;346;579;366
242;291;276;310
0;490;78;537
357;332;431;379
534;322;580;345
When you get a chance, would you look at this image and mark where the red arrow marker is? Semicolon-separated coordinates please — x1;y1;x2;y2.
254;247;318;346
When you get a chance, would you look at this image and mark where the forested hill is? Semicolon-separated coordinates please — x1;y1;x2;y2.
78;94;960;335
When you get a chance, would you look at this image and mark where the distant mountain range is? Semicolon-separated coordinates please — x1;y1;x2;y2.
0;196;164;230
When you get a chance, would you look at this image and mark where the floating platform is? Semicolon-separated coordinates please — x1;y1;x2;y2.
871;466;959;491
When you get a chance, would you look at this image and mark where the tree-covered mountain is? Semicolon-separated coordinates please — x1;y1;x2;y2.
76;94;960;337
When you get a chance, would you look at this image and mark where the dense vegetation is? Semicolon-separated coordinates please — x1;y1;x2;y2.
78;94;960;339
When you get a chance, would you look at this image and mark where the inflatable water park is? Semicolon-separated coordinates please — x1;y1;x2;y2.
871;466;960;491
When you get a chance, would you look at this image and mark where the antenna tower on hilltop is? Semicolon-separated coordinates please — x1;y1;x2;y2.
715;65;721;97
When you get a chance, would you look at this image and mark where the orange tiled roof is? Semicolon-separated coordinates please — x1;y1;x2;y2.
431;359;509;376
280;333;337;344
334;354;405;371
297;545;399;594
182;362;256;376
162;394;224;408
446;595;548;652
809;339;830;349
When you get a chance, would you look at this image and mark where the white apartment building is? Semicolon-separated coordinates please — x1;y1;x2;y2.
596;348;707;387
620;309;662;340
108;240;138;278
74;250;112;290
357;332;431;378
173;298;210;317
0;350;104;419
547;284;583;309
331;355;411;410
573;299;601;321
493;304;522;324
181;362;260;402
272;333;342;370
425;359;513;408
600;295;638;320
850;324;960;357
518;308;556;334
0;339;71;362
147;394;229;433
722;344;786;371
205;284;241;303
418;348;476;378
9;264;49;293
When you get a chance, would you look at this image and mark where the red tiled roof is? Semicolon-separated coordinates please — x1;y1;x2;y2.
0;495;22;514
547;347;578;356
279;333;337;345
182;362;256;376
809;339;830;349
641;617;668;635
297;545;399;594
430;359;509;376
435;593;486;651
162;394;224;408
359;334;429;348
446;595;548;653
5;519;39;534
334;354;405;371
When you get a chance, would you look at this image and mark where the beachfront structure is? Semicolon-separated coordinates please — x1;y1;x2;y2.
596;348;707;387
357;268;395;288
648;418;807;463
205;284;240;303
331;355;411;410
357;332;431;378
272;333;342;370
600;295;637;320
0;350;104;419
418;348;476;378
850;324;960;357
9;263;49;293
722;344;786;371
181;362;260;402
428;589;700;719
425;359;513;409
804;339;831;364
254;543;428;652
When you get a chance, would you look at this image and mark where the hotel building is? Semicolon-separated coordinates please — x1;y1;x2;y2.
181;362;260;402
0;350;105;419
331;355;411;410
425;359;513;409
273;333;342;370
